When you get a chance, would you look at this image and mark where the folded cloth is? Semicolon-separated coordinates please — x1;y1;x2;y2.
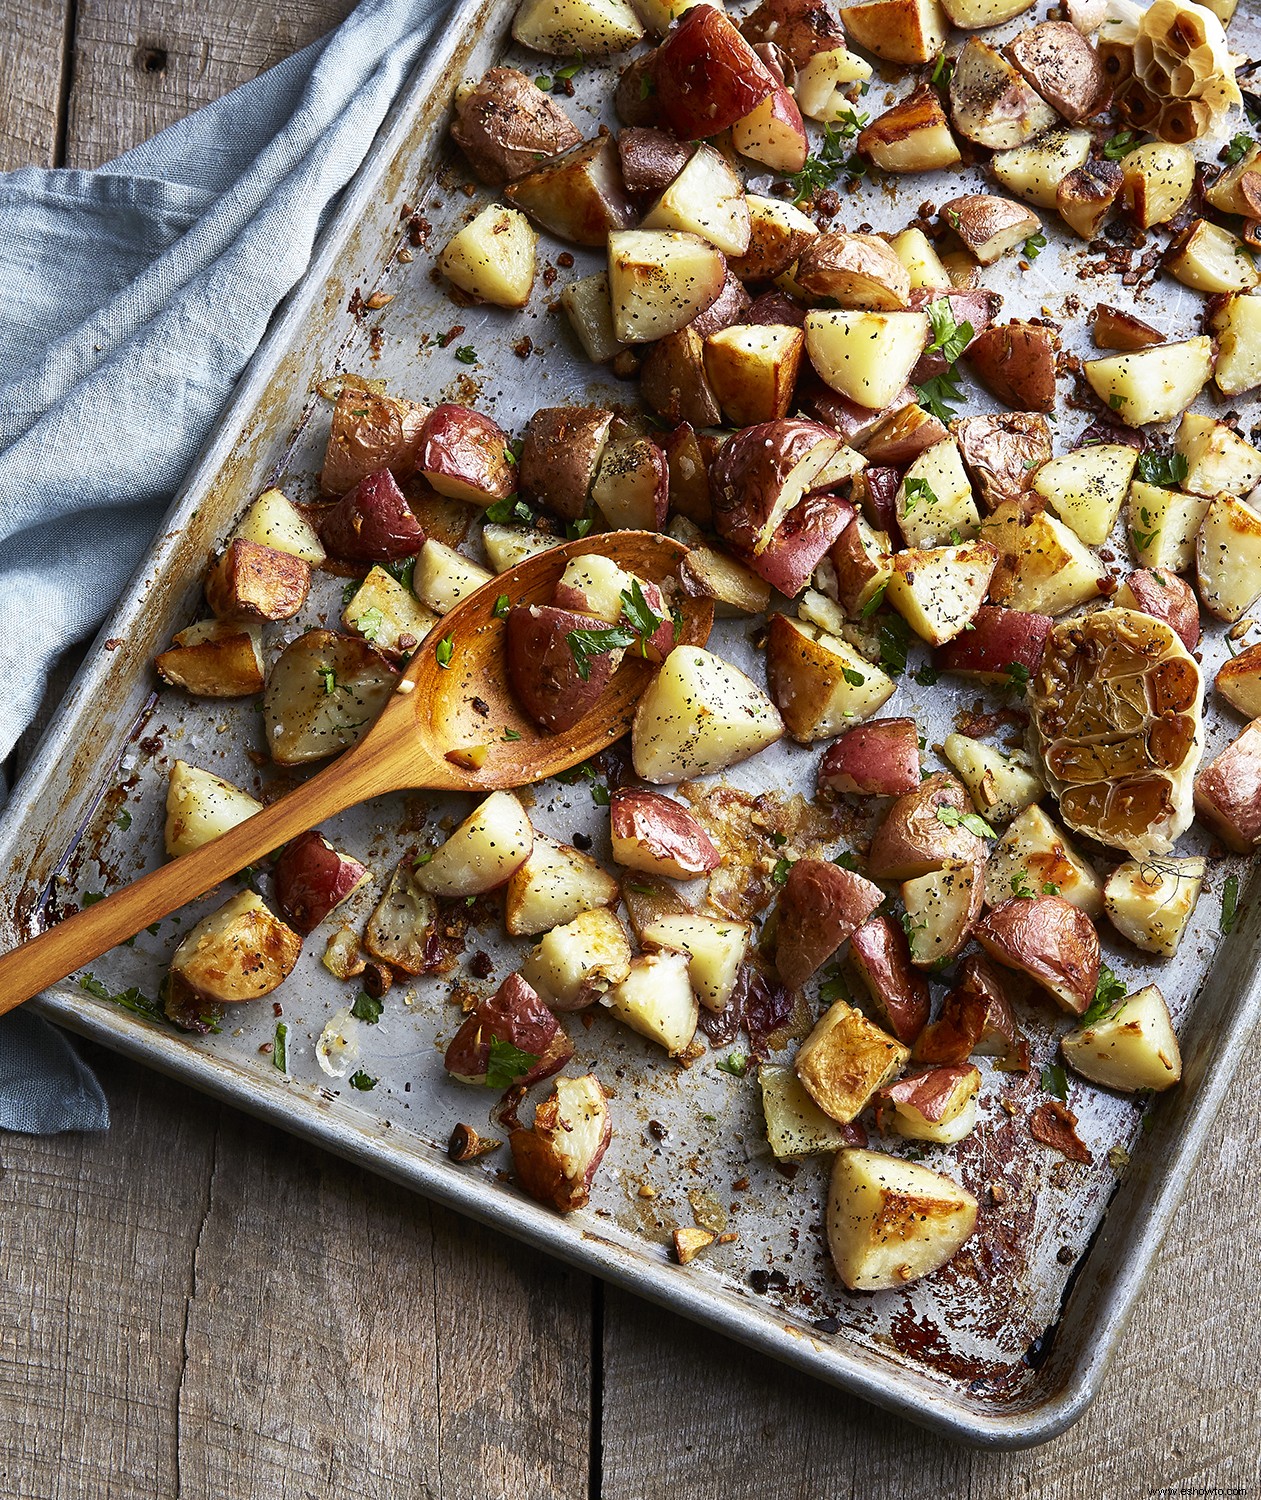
0;0;448;1133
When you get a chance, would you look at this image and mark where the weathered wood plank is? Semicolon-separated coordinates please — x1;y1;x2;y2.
0;0;71;171
599;1087;1261;1498
64;0;355;169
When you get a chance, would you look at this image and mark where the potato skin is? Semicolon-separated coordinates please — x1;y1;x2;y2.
653;6;778;140
609;789;721;878
1007;21;1110;123
848;915;930;1044
617;127;692;197
274;831;370;935
450;67;582;185
866;772;985;880
520;406;614;520
417;403;515;506
1116;569;1199;651
320;386;427;497
934;603;1052;683
506;603;619;733
908;289;1000;383
774;858;884;989
443;973;573;1087
710;417;840;557
740;0;847;67
1194;721;1261;853
975;895;1101;1016
818;718;921;797
950;411;1051;511
746;492;854;597
205;539;311;624
163;891;302;1032
510;1074;612;1212
318;468;427;563
965;321;1058;413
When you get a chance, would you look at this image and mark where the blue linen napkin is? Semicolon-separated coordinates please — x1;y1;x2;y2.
0;0;448;1132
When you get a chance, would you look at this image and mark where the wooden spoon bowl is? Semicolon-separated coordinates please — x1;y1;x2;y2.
0;530;713;1015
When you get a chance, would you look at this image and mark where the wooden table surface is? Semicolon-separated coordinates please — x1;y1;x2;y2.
3;5;1261;1497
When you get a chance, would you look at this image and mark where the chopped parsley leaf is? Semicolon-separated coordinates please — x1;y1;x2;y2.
484;495;535;526
925;299;974;365
1082;963;1127;1025
454;345;477;365
485;1036;540;1090
716;1052;748;1078
1040;1063;1068;1101
493;593;511;619
115;809;132;831
1103;130;1142;160
936;804;995;839
1223;131;1255;166
319;667;337;695
914;369;966;423
567;517;594;539
1134;449;1188;488
860;582;887;619
1022;232;1047;261
1010;871;1035;899
1221;872;1241;934
771;856;793;885
348;1070;378;1091
273;1022;288;1072
902;476;939;515
842;666;866;687
435;635;454;669
566;622;637;681
351;990;383;1024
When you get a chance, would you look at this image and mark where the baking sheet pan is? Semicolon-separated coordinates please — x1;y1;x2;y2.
2;0;1260;1447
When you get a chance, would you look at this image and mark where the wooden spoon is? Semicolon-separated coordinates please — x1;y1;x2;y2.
0;530;713;1017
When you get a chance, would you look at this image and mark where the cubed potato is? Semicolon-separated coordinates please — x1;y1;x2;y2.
1212;292;1261;398
1061;984;1182;1093
888;227;952;290
641;326;722;429
818;718;920;798
413;539;493;615
895;439;980;548
164;760;262;857
795;1001;909;1124
520;406;613;521
948;41;1056;150
1033;444;1137;547
164;891;301;1021
839;0;947;65
943;733;1043;824
730;86;811;175
1126;480;1209;573
901;860;984;967
1007;20;1110;122
678;542;773;617
414;791;534;897
1121;141;1195;228
505;137;636;247
765;613;897;742
1194;720;1261;852
1216;643;1261;719
1205;141;1261;217
342;566;439;656
848;915;930;1043
482;522;566;572
805;310;929;409
205;539;310;623
600;951;699;1054
361;861;440;976
1196;495;1261;622
451;68;582;186
263;630;396;766
273;831;370;937
885;541;998;645
561;271;628;364
760;1064;857;1158
631;645;784;782
591;434;669;530
965;321;1057;414
439;204;537;308
991;126;1092;208
703;323;805;426
984;804;1104;916
981;501;1104;615
640;913;750;1012
607;229;727;343
933;603;1051;686
1115;568;1200;652
510;1073;611;1214
230;488;326;565
155;621;265;698
796;233;912;311
642;143;751;256
1056;158;1123;240
728;195;819;282
1167;219;1260;296
319;386;428;498
775;859;885;990
521;906;632;1009
443;971;572;1089
1105;857;1203;958
505;831;620;936
627;0;708;30
940;192;1043;263
975;894;1100;1015
512;0;644;57
950;410;1051;512
1084;338;1213;427
824;515;893;618
867;772;986;881
875;1064;981;1143
1176;412;1261;500
795;47;875;122
609;789;720;878
826;1148;977;1291
856;85;961;173
940;0;1033;23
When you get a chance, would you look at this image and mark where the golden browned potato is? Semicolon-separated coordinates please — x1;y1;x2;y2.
505;137;637;247
975;894;1101;1016
205;539;311;624
155;621;264;698
795;232;912;309
640;327;723;429
163;891;301;1030
856;84;961;173
510;1074;612;1212
965;321;1057;412
1056;159;1123;240
839;0;948;66
741;0;848;66
450;67;582;185
948;39;1056;150
951;412;1051;511
941;194;1042;265
795;1001;909;1123
773;857;885;989
263;629;397;766
866;772;986;879
519;406;614;520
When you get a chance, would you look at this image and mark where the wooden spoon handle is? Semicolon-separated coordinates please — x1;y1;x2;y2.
0;745;394;1019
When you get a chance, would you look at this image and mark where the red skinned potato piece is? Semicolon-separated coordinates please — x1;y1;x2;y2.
418;404;515;507
950;411;1052;512
731;86;809;175
911;983;988;1065
710;417;841;557
504;137;636;246
774;858;884;990
615;54;660;127
747;291;807;328
274;831;370;935
506;603;622;733
975;895;1101;1017
591;434;669;530
818;718;921;797
797;373;913;452
654;6;779;141
610;789;722;879
690;272;755;340
934;604;1052;685
552;568;674;663
740;0;846;68
866;772;985;880
742;492;853;597
450;68;582;185
443;973;573;1088
907;289;1001;383
1006;22;1111;124
1116;569;1200;651
850;466;901;539
876;1064;980;1126
640;328;723;429
1194;720;1261;853
510;1073;612;1212
965;321;1058;413
662;423;715;527
318;468;426;563
617;128;693;197
848;915;930;1044
519;406;613;521
320;386;427;497
856;401;949;470
961;953;1030;1070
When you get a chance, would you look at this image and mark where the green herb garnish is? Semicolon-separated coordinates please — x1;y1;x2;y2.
454;345;477;365
1010;872;1035;899
914;369;966;423
348;1070;378;1091
1022;232;1047;261
902;477;939;515
1221;873;1241;934
273;1022;288;1072
860;583;887;619
1082;964;1127;1025
1223;131;1255;166
1040;1063;1068;1101
935;804;995;839
485;1035;541;1090
925;299;974;365
1134;449;1188;488
493;593;511;619
351;991;383;1024
319;667;337;695
435;635;454;668
841;666;866;687
717;1052;748;1078
1103;130;1142;160
484;496;535;526
771;857;793;885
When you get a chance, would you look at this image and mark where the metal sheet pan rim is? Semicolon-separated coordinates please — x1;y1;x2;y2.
4;0;1260;1447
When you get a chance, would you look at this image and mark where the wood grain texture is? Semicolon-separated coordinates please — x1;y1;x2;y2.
598;1079;1261;1498
0;0;71;170
64;0;356;169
